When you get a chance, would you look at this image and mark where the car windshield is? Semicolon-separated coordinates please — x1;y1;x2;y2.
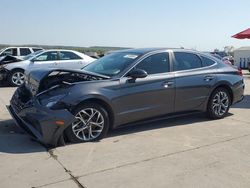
82;52;141;76
23;50;44;60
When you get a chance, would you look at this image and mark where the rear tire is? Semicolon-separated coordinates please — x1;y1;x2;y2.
207;87;231;119
8;69;25;87
65;103;109;143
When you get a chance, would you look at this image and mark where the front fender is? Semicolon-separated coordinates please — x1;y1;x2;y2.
69;94;112;107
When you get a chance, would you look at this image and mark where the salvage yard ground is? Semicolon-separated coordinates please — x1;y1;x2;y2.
0;71;250;188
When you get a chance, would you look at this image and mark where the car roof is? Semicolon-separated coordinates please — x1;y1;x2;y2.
2;47;43;49
112;48;220;62
113;48;203;54
42;49;79;52
113;48;169;54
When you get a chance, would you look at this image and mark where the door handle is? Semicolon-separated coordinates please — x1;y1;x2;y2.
162;81;174;88
204;75;214;82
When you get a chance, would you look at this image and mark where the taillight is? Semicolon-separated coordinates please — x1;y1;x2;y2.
237;68;243;76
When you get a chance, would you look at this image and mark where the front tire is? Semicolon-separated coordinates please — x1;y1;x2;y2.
8;69;25;87
207;88;231;119
65;103;109;143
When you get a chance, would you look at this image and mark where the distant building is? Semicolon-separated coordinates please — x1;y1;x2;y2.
234;46;250;69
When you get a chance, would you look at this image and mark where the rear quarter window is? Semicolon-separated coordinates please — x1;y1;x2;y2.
32;48;43;52
201;56;216;66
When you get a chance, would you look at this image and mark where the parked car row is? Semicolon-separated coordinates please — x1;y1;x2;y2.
0;49;95;86
6;48;245;147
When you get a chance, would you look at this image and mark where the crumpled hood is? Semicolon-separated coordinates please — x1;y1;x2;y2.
0;55;23;65
26;68;110;96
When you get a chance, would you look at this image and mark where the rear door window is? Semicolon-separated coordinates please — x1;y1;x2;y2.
201;56;216;66
174;52;202;71
58;51;82;60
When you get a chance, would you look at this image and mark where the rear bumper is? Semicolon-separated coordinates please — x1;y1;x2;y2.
232;80;245;105
7;91;75;147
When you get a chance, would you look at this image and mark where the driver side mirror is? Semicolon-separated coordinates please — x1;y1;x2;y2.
128;69;148;80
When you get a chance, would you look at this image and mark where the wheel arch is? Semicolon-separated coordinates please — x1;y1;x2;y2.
10;68;25;73
208;83;234;106
7;68;26;86
73;97;115;129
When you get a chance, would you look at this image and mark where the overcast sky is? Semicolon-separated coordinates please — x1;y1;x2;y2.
1;0;250;51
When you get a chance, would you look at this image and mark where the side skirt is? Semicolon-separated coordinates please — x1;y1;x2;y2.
114;110;204;129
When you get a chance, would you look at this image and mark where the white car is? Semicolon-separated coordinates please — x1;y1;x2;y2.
0;49;95;86
0;47;43;59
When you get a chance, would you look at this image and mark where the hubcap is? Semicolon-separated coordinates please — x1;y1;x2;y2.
12;72;25;86
212;91;229;116
72;108;104;141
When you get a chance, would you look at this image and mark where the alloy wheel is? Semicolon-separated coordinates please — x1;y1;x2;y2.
72;108;104;141
12;72;25;86
212;91;229;116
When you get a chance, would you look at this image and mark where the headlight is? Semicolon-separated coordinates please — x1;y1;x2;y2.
40;94;66;108
46;101;58;108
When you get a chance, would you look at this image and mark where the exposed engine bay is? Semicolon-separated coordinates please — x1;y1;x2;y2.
40;71;105;91
25;69;109;96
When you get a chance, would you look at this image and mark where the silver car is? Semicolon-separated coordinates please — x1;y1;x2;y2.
0;49;95;86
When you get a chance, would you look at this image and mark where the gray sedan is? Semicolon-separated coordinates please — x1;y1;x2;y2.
7;48;245;146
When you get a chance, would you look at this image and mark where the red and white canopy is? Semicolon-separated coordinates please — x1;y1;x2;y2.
232;28;250;39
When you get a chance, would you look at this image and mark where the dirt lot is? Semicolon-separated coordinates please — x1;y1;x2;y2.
0;72;250;188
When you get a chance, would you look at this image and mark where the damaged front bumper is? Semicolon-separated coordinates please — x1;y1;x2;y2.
7;88;76;147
